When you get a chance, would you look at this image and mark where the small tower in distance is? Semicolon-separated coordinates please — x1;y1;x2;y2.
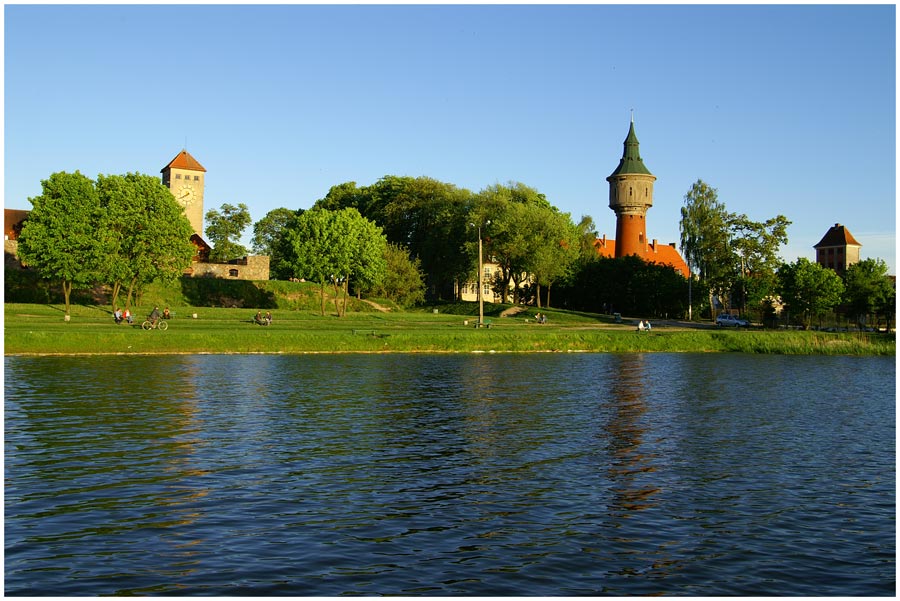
814;223;862;275
606;117;656;258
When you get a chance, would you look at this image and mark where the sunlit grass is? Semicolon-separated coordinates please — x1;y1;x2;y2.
4;303;894;356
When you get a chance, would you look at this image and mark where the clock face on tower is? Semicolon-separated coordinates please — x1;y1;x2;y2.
177;183;195;206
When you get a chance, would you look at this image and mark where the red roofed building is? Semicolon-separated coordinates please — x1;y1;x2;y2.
598;119;689;277
814;223;861;275
594;233;689;277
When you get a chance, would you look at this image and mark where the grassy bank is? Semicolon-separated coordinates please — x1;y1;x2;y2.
4;303;894;356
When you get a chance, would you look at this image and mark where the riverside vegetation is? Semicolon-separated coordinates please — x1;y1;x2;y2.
4;279;893;356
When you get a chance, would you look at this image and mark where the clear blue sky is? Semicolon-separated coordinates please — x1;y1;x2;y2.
5;4;896;273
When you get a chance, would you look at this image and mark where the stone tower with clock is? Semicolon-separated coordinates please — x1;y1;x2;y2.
161;149;206;237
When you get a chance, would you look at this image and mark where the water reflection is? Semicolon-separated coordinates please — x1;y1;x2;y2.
601;354;659;515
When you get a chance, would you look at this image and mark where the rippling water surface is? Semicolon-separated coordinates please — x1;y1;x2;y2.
5;353;895;595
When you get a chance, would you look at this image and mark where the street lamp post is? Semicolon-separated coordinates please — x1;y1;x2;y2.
472;220;490;327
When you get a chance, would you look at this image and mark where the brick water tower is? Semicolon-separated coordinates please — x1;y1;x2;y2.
606;117;655;258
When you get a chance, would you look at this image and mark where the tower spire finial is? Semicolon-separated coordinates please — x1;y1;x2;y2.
630;108;634;123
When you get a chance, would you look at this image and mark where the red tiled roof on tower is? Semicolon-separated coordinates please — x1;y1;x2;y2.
814;223;861;248
593;235;689;278
162;149;207;173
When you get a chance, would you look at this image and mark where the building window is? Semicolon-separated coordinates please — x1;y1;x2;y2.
175;174;181;179
194;175;200;181
229;269;239;277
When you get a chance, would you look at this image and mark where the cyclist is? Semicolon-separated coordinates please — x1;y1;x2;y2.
148;306;161;328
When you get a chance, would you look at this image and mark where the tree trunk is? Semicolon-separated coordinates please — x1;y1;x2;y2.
111;281;122;311
535;283;542;308
62;279;72;319
546;283;552;309
124;275;138;311
319;280;326;316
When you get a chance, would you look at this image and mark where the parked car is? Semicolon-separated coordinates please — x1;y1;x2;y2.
716;313;749;327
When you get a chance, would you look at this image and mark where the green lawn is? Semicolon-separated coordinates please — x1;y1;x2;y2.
4;303;894;356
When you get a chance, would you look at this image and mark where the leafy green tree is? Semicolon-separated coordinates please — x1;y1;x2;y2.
251;207;300;279
777;258;844;329
280;208;387;316
524;205;579;308
842;258;894;329
17;171;104;319
315;176;473;299
554;255;687;318
471;182;558;304
728;213;791;318
97;173;195;310
205;203;251;262
370;243;426;308
680;179;733;319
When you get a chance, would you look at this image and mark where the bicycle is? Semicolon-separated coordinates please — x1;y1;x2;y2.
141;319;168;331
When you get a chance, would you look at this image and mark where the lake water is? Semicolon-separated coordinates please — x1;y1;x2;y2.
5;353;895;595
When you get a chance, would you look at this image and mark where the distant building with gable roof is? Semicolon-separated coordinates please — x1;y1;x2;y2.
814;223;861;275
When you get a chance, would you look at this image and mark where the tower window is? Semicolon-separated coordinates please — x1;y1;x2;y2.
175;174;181;179
629;187;633;197
194;176;200;181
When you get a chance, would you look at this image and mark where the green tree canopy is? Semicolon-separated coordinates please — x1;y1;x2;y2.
205;202;251;262
97;173;195;310
842;258;894;329
16;171;104;318
728;213;791;316
371;243;426;309
680;179;733;318
279;207;387;316
777;257;844;329
251;207;300;279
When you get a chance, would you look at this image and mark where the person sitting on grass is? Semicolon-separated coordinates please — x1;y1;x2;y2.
264;311;272;326
254;311;264;325
114;307;123;324
162;307;171;319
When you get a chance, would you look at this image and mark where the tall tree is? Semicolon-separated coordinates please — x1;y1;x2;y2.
777;258;844;329
370;243;426;308
728;213;791;317
314;176;473;299
524;205;579;308
680;180;734;319
251;207;300;279
97;173;195;310
280;208;387;316
16;171;104;319
205;203;251;262
842;258;893;329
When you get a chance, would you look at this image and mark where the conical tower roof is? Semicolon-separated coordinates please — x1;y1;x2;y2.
608;120;653;177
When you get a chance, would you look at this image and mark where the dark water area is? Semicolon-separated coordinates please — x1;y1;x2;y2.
5;353;895;595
